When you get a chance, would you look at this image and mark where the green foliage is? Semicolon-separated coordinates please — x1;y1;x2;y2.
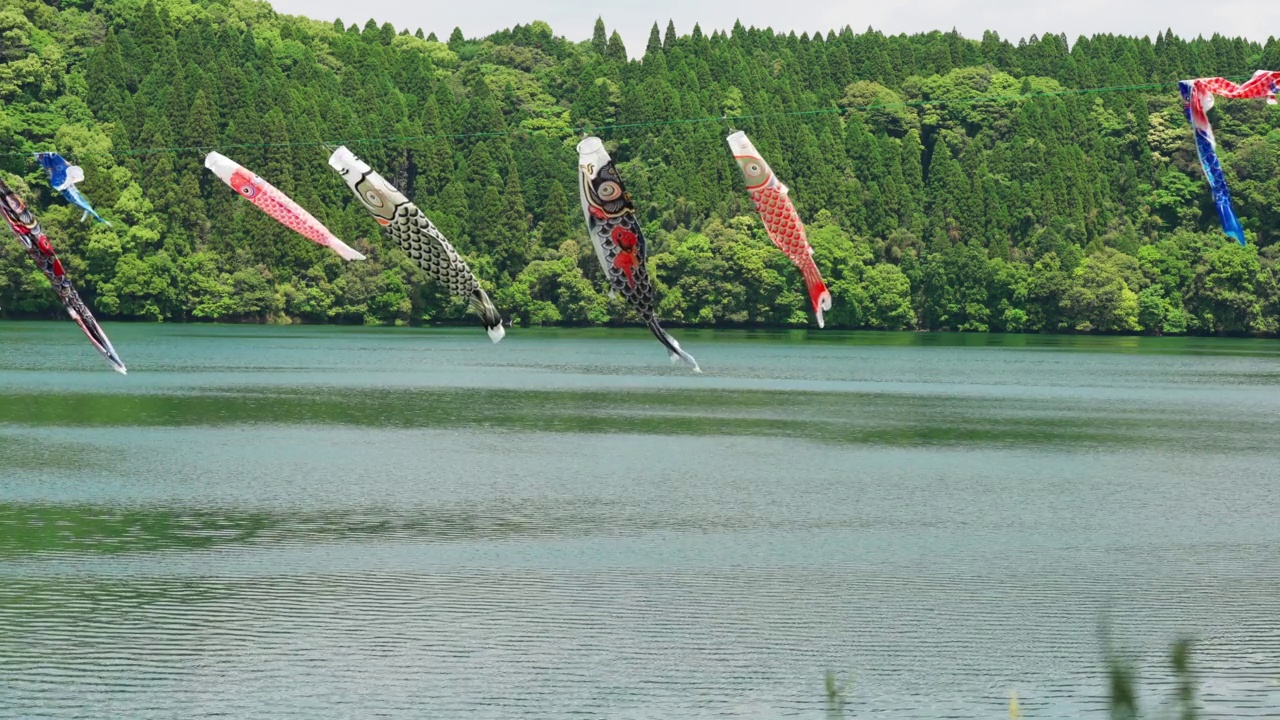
841;81;918;136
823;670;849;718
1104;636;1200;720
1063;248;1142;332
496;240;607;326
863;263;914;329
3;0;1280;334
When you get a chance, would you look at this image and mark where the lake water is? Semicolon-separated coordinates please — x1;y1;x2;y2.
1;322;1278;719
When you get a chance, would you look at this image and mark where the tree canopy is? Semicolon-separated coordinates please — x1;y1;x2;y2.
2;0;1280;335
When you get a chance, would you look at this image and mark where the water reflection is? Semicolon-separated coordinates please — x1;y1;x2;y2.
0;500;872;557
1;324;1278;718
2;384;1278;454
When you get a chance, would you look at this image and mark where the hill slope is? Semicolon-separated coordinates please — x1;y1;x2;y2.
2;0;1280;333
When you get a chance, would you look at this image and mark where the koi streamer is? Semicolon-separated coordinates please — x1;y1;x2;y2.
727;131;832;327
1179;70;1280;246
577;137;699;371
327;146;504;341
0;178;126;374
35;152;110;225
205;152;366;261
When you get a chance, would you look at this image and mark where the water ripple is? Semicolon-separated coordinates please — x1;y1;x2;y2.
2;326;1279;718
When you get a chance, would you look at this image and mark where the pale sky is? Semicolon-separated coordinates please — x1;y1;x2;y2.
271;0;1278;57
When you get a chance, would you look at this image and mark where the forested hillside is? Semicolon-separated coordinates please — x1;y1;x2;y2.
3;0;1280;333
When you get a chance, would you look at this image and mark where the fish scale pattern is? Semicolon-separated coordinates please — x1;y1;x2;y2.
389;204;480;299
749;186;828;305
1193;71;1280;101
207;152;363;262
252;182;336;247
387;203;502;328
588;213;658;318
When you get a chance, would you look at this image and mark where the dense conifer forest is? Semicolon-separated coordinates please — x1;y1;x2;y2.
3;0;1280;333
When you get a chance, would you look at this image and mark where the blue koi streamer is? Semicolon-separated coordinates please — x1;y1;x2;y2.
1179;80;1245;246
34;152;110;226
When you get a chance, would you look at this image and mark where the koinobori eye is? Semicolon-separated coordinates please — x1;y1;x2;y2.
596;181;621;200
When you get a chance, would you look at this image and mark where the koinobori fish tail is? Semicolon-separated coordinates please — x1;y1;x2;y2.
467;288;504;338
577;136;699;371
0;178;126;374
327;146;505;342
646;318;700;371
727;130;832;327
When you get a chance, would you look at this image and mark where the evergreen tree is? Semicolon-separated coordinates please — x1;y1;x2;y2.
85;29;127;119
591;18;607;55
606;30;627;63
538;180;572;249
493;164;531;280
645;23;662;59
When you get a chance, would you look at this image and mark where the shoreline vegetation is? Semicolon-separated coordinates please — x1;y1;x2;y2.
7;313;1280;340
824;638;1201;719
3;1;1280;336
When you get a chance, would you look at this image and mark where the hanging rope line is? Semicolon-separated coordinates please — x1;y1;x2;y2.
0;77;1255;161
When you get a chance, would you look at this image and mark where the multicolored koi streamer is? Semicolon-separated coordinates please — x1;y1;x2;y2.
1179;71;1280;246
0;178;127;374
34;152;110;225
727;131;832;327
327;146;505;342
204;152;366;261
577;137;700;372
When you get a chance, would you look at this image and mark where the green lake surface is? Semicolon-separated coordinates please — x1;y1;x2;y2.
1;321;1278;718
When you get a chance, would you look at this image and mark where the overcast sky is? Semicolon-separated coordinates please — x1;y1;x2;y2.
270;0;1277;57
